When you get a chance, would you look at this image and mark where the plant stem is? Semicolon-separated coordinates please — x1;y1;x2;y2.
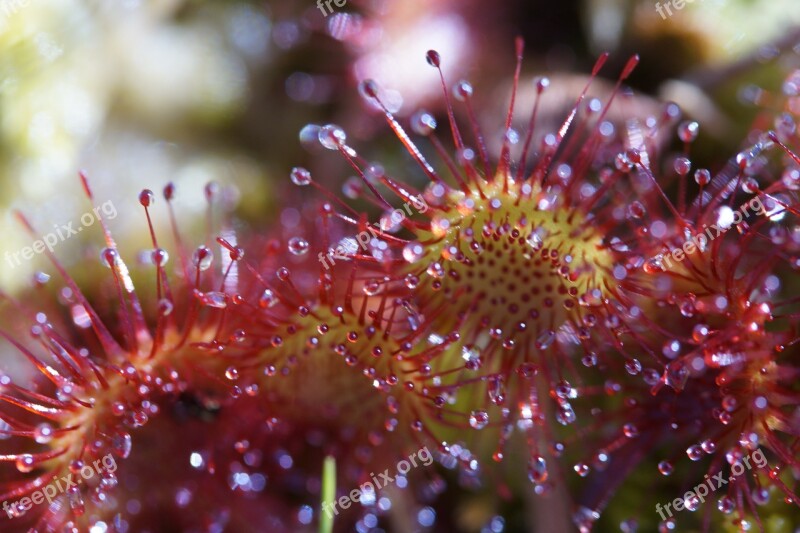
320;455;336;533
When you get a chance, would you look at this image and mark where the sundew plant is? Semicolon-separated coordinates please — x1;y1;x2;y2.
1;1;800;532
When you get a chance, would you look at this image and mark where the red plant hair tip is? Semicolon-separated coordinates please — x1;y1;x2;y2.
498;36;526;182
621;55;640;80
591;52;610;76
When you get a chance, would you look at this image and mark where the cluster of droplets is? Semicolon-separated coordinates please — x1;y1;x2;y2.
571;73;800;529
284;44;800;532
0;176;295;530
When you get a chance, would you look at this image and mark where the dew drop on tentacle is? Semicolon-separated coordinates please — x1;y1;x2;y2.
624;359;642;375
112;431;132;459
691;323;710;342
225;367;240;381
138;189;155;207
686;444;703;461
411;110;437;136
452;80;473;102
318;124;347;150
684;494;701;512
67;486;85;516
573;507;599;533
287;237;309;256
15;454;35;473
694;168;710;186
717;495;735;514
290;167;312;186
663;361;689;392
678;120;699;143
700;439;716;454
100;247;120;268
627;201;646;220
197;290;227;309
573;462;590;477
404;273;420;289
258;288;278;309
535;330;555;350
192;246;214;271
556;400;576;425
468;410;489;429
528;454;548;484
622;424;639;438
662;339;681;359
362;279;381;296
33;422;54;444
402;242;425;264
425;50;441;67
158;298;174;316
487;377;506;405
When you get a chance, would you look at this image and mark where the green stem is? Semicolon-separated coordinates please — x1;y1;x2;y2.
320;455;336;533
